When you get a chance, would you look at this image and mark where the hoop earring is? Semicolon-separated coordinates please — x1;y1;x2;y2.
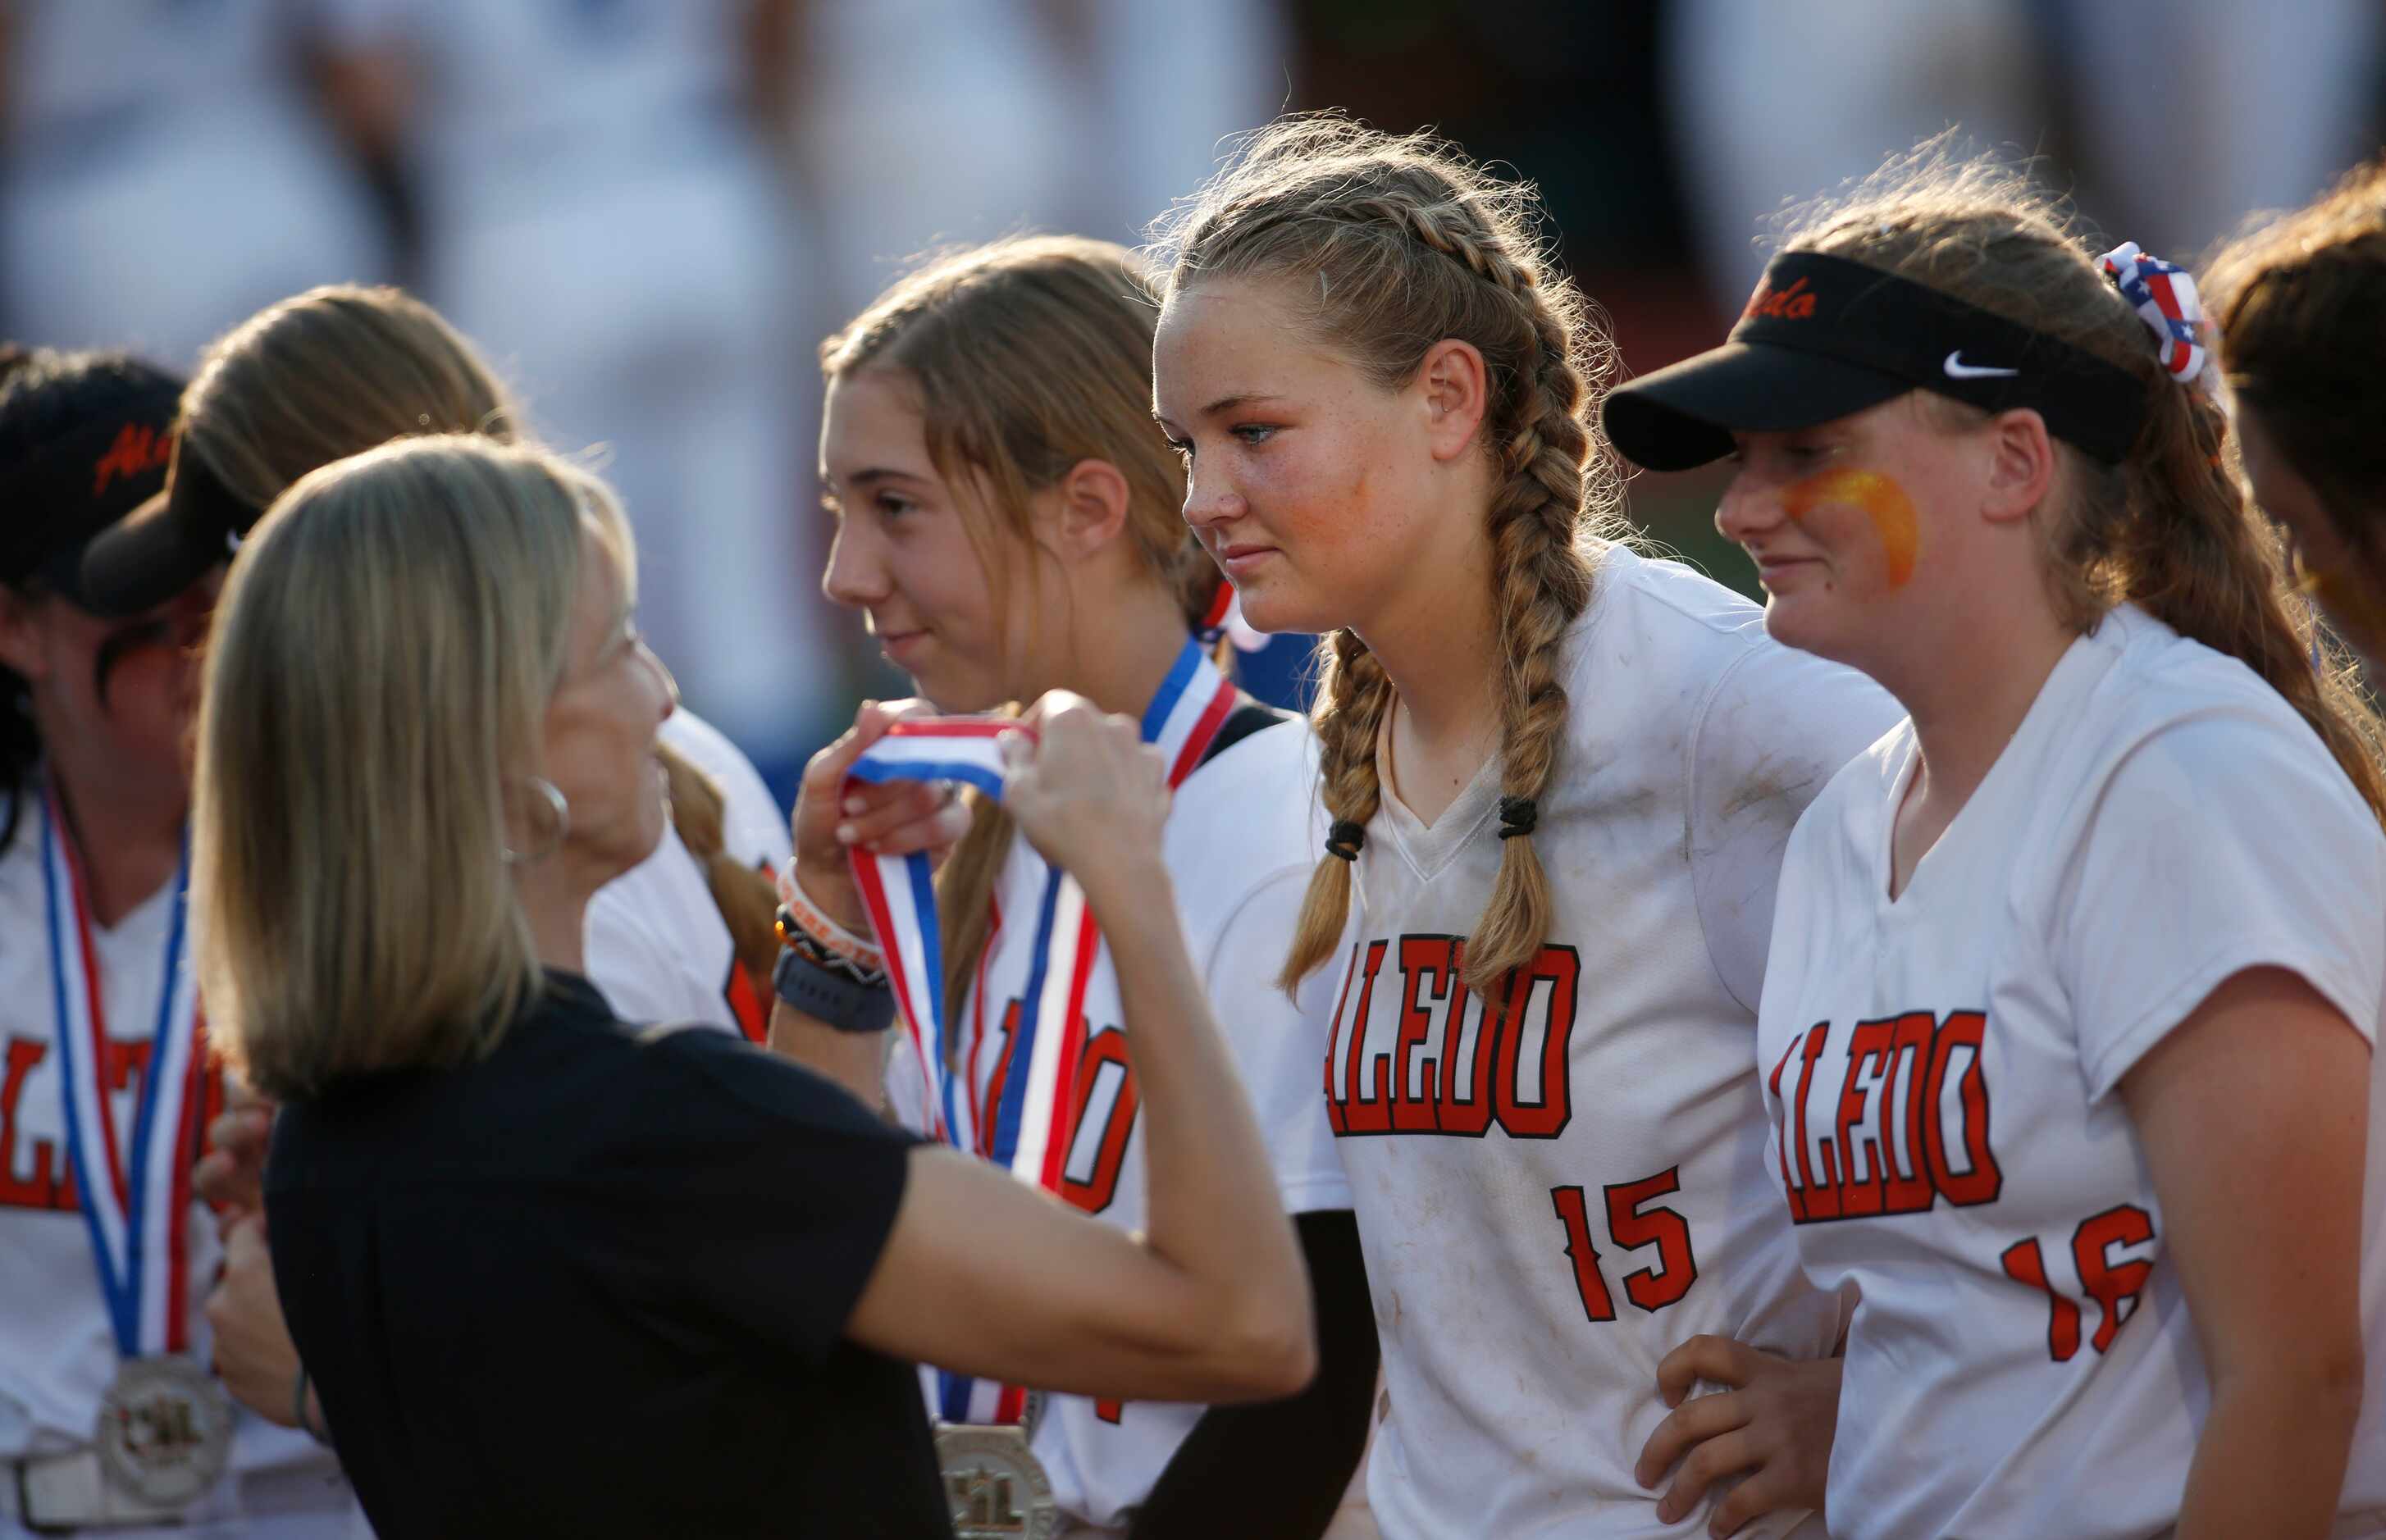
503;777;570;865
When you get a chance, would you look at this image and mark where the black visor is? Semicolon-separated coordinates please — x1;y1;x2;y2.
1604;252;2150;472
78;434;259;617
0;394;180;608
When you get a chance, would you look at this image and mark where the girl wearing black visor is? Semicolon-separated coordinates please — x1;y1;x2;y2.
1605;144;2386;1539
0;350;362;1535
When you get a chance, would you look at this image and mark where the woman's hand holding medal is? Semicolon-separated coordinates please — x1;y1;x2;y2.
792;697;974;928
997;691;1171;907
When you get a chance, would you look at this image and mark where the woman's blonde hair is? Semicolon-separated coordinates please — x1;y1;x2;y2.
1147;114;1626;996
196;435;636;1100
185;282;781;998
819;235;1216;1036
1774;139;2386;827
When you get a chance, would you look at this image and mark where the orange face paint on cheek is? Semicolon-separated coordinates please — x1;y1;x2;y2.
1782;468;1920;585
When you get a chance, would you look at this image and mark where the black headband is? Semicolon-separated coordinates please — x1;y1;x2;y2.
1604;251;2151;472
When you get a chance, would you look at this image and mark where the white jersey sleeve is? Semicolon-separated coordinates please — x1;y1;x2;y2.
1190;770;1350;1217
1689;638;1902;1013
581;708;782;1034
2043;708;2386;1099
658;708;792;873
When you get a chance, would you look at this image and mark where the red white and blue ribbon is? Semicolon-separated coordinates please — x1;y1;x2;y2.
2100;240;2208;385
41;790;203;1359
846;636;1236;1426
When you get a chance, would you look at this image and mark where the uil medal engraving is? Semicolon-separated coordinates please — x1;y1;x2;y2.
95;1356;234;1507
938;1423;1058;1540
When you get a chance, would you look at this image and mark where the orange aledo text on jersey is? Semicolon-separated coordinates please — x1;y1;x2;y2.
1322;935;1578;1139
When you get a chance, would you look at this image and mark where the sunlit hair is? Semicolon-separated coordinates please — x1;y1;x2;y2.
195;436;636;1100
820;235;1217;1031
1147;113;1626;996
179;285;518;511
1772;136;2386;827
2206;156;2386;595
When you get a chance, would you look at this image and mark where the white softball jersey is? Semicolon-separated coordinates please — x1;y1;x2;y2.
886;717;1352;1534
585;707;791;1038
1758;604;2386;1538
1332;544;1899;1540
0;797;363;1538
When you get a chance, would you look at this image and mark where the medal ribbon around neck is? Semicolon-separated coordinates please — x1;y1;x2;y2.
41;788;205;1358
845;636;1237;1425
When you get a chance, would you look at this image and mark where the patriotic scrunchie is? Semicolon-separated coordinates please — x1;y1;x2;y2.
2099;240;2209;385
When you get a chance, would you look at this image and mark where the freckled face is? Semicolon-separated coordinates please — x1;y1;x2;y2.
1713;393;1967;667
2238;406;2386;664
1152;278;1465;637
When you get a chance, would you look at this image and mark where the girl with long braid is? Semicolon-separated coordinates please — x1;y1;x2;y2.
1147;116;1897;1538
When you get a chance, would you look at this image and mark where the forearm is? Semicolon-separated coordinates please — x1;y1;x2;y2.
765;999;888;1114
1130;1211;1376;1540
1092;864;1309;1355
2177;1370;2361;1540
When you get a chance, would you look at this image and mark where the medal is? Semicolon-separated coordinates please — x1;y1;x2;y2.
938;1423;1059;1540
849;640;1238;1434
41;789;226;1507
96;1355;235;1506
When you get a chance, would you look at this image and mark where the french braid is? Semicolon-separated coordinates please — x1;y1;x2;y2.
1153;115;1622;996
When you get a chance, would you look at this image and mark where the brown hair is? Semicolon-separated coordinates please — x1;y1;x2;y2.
819;235;1217;1033
178;285;518;512
184;284;780;984
2206;157;2386;595
1780;140;2386;825
1148;114;1626;996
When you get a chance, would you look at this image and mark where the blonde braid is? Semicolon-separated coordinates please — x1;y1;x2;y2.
1288;183;1603;1000
1467;301;1596;994
1276;630;1395;992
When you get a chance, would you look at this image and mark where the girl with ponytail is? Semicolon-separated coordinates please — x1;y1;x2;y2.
1605;141;2386;1538
786;235;1375;1538
1148;116;1899;1538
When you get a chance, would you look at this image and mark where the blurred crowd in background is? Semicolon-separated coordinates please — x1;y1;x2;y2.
7;0;2382;795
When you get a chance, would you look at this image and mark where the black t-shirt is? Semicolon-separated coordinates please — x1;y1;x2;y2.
266;973;947;1538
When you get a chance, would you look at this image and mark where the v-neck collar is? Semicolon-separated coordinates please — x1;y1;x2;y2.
1374;706;1503;883
1875;617;2119;914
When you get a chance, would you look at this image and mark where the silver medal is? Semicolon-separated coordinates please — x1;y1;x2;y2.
95;1356;234;1508
937;1423;1059;1540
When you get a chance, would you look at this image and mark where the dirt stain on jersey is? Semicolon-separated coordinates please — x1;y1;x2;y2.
1783;467;1918;585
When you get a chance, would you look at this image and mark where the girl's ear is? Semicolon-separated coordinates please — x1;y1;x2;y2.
1041;458;1134;561
1416;338;1491;463
1979;408;2057;526
0;587;50;682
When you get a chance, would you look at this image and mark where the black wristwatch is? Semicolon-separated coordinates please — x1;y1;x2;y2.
772;945;896;1034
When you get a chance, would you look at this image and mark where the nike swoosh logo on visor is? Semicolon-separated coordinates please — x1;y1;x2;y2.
1944;352;2020;379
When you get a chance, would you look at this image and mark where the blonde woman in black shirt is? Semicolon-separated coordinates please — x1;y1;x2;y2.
193;435;1313;1538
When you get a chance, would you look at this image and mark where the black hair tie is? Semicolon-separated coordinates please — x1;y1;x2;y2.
1325;819;1367;862
1497;796;1539;840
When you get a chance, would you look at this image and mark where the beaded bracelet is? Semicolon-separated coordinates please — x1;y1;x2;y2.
774;863;886;973
778;909;889;989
